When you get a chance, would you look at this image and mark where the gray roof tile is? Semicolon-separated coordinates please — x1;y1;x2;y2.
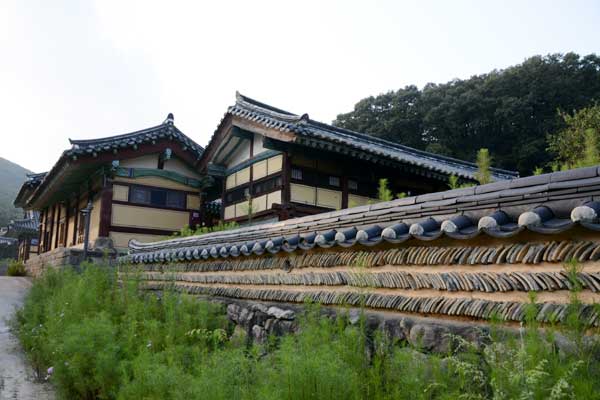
125;167;600;263
227;93;518;181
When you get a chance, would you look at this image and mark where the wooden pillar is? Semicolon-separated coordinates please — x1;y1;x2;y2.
220;178;226;221
280;152;292;221
98;183;113;237
72;194;79;246
24;238;30;261
54;203;61;248
63;200;70;247
341;175;349;210
38;209;45;255
48;205;55;251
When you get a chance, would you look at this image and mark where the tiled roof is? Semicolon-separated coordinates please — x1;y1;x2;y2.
13;173;47;207
3;216;40;238
224;93;518;181
22;115;203;209
124;165;600;264
0;237;17;246
68;114;204;160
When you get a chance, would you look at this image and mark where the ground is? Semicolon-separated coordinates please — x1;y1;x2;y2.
0;277;54;400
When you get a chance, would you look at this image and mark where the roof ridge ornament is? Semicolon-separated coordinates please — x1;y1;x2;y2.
165;113;174;125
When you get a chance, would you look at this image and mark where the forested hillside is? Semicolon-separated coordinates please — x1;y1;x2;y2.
0;157;32;226
334;53;600;175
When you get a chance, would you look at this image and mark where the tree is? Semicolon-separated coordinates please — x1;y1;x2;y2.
475;148;492;185
377;178;393;202
548;104;600;169
334;53;600;175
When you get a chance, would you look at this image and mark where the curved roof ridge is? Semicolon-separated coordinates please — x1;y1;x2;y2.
229;93;518;180
306;119;516;176
236;92;297;117
69;123;166;145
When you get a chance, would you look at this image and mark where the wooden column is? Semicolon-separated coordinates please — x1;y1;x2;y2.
63;200;70;247
220;178;226;221
54;203;61;248
72;194;79;246
280;152;292;220
38;209;45;255
341;175;349;209
24;238;30;261
48;205;55;251
98;183;113;238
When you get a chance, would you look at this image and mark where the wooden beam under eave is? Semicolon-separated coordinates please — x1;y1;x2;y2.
231;116;296;144
98;183;113;238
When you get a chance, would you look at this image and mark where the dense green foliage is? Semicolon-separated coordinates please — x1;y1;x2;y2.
548;104;600;169
334;53;600;175
0;157;32;227
7;259;26;276
172;221;239;238
14;265;600;399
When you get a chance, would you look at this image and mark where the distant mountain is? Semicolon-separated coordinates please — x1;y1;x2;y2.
0;158;33;227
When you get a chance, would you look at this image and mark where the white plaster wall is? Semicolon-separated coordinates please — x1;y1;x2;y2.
120;154;159;169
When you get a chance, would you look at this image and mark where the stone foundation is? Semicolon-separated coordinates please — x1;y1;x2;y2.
201;296;491;353
25;238;120;277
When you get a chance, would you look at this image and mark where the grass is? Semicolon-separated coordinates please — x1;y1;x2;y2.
7;259;26;276
13;264;600;399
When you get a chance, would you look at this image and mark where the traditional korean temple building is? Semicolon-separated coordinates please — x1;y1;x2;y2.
124;166;600;337
199;93;518;225
16;114;207;270
17;92;519;270
8;172;46;261
0;211;40;261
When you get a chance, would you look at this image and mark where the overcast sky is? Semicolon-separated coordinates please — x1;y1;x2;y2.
1;0;598;173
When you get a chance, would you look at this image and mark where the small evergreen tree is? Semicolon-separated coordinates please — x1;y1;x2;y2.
377;178;393;202
475;148;492;185
581;128;600;168
548;104;600;169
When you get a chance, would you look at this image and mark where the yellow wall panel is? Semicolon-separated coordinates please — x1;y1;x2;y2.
113;185;129;202
267;155;283;175
235;202;248;217
236;167;250;186
253;160;268;180
291;184;316;205
348;194;371;207
225;174;236;190
187;194;200;210
224;205;235;220
115;176;195;192
252;194;267;213
317;188;342;209
111;204;189;231
109;231;166;249
267;190;282;207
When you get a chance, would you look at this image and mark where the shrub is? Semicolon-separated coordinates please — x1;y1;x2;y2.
7;259;26;276
172;221;239;238
14;263;600;399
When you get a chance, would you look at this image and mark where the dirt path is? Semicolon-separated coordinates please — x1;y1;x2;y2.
0;277;54;400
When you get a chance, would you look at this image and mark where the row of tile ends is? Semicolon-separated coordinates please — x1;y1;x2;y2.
119;201;600;265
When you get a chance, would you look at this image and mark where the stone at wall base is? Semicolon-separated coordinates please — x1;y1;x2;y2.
24;237;120;277
203;295;491;354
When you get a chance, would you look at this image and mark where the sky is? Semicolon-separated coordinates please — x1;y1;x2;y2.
1;0;599;173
